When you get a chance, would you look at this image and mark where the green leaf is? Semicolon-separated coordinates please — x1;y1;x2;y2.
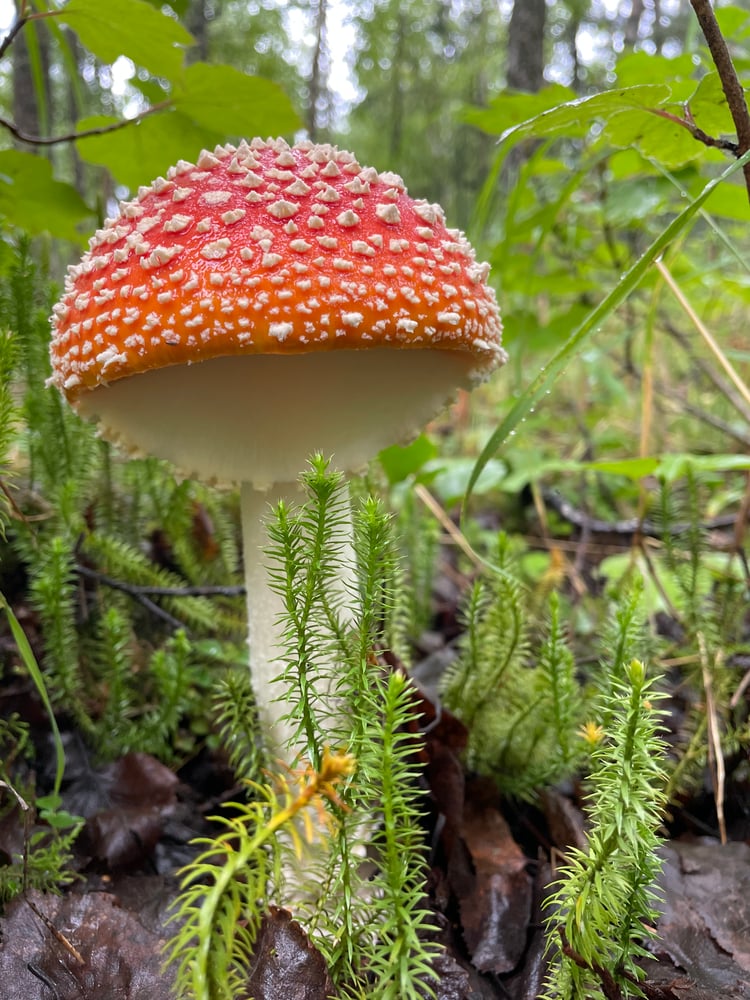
604;179;673;225
174;63;301;137
604;108;708;168
378;434;438;485
1;594;66;797
689;72;735;136
144;0;190;15
430;457;507;505
701;182;750;220
585;458;660;479
462;83;576;135
715;4;750;39
615;51;698;89
499;85;672;145
60;0;193;80
655;452;750;481
463;147;750;507
75;112;224;189
0;150;91;240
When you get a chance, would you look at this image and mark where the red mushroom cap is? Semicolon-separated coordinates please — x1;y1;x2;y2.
49;138;505;484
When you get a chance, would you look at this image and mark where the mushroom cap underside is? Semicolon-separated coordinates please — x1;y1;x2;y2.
76;348;484;485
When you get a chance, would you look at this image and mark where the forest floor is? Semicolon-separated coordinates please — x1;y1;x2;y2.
0;511;749;1000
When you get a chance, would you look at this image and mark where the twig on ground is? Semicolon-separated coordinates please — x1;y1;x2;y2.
541;490;743;539
75;564;243;632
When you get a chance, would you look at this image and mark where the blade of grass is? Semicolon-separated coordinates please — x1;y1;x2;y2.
464;147;750;508
1;594;66;796
654;257;750;414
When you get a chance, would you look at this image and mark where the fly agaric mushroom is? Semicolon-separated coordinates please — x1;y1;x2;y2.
49;137;505;755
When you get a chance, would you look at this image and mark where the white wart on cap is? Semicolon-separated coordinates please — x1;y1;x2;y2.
50;137;505;485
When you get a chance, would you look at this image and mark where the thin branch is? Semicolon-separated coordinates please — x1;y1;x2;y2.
413;483;483;569
0;9;70;61
690;0;750;199
0;15;28;60
0;100;172;148
0;11;172;147
542;489;743;540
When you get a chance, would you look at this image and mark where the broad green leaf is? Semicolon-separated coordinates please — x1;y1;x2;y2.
464;147;750;507
701;182;750;220
75;112;224;189
655;453;750;481
715;4;750;39
604;179;673;225
462;83;576;135
60;0;193;80
604;108;708;168
615;51;698;89
143;0;190;15
689;72;735;136
498;85;672;145
430;457;507;505
0;150;91;241
174;62;301;138
378;434;438;485
585;458;660;479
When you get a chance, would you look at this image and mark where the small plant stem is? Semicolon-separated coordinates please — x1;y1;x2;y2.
698;632;727;844
636;297;656;536
689;0;750;199
414;483;482;568
654;258;750;414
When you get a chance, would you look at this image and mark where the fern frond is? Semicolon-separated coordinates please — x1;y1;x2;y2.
84;530;239;634
213;667;264;782
28;535;91;733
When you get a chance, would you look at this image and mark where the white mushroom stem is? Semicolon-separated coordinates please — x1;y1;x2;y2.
240;479;357;762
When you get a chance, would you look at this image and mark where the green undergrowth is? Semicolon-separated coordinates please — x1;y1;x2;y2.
0;240;746;998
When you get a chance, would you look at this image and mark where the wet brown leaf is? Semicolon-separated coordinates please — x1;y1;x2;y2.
245;906;335;1000
640;840;750;1000
83;753;179;869
0;886;175;1000
448;779;532;975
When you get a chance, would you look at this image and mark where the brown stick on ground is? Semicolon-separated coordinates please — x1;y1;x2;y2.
689;0;750;200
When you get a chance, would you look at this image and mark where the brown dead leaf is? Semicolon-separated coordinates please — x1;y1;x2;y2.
448;778;532;975
245;906;335;1000
641;840;750;999
0;886;175;1000
83;753;179;869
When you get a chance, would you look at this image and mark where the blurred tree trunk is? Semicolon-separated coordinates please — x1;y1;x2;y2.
186;0;210;62
12;9;51;143
308;0;329;140
65;30;86;195
624;0;645;48
388;4;406;160
506;0;546;93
